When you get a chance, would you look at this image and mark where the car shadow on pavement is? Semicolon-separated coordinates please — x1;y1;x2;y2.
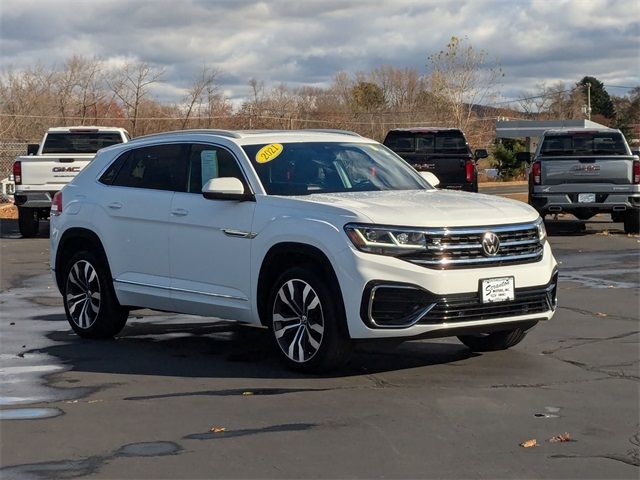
39;318;477;380
0;218;50;238
545;218;626;237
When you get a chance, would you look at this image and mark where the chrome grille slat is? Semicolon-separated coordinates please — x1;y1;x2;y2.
419;282;556;324
402;223;543;269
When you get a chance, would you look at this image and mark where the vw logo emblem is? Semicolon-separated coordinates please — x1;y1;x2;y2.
481;232;500;256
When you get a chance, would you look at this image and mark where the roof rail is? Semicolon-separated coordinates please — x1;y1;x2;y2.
129;129;242;142
302;128;361;137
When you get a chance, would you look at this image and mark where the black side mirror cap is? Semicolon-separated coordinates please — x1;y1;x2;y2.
474;149;488;159
515;152;532;163
27;144;39;155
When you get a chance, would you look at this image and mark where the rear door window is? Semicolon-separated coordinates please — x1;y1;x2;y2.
111;144;188;191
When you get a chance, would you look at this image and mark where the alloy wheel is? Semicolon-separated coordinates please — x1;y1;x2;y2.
65;260;101;329
272;279;325;363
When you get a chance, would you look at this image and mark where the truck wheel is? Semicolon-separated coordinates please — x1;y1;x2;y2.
267;266;351;373
17;207;39;238
623;209;640;234
611;211;624;223
458;328;527;352
62;251;128;339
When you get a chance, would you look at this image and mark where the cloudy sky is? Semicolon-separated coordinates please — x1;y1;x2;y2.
1;0;638;106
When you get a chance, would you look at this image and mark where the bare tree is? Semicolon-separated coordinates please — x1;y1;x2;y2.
426;36;503;131
180;66;220;129
108;61;164;136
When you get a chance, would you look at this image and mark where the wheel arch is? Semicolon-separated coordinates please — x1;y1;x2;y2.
256;242;346;329
55;228;110;292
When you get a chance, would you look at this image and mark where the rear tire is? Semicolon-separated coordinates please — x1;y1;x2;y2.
62;251;128;339
18;207;39;238
458;328;528;352
266;266;351;373
623;209;640;234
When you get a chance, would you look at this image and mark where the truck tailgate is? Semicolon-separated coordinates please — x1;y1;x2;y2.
398;152;469;185
18;154;94;188
541;156;634;185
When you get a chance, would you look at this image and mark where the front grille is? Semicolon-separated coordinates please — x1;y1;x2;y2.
419;281;557;325
399;222;543;269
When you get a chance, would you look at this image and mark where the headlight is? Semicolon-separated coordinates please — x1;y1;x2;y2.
344;224;427;256
535;217;547;241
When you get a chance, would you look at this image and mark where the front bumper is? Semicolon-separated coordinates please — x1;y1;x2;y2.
334;241;558;339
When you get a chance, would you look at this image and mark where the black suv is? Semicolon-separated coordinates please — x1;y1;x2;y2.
383;128;487;192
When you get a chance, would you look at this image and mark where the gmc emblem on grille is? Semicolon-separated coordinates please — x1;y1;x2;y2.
481;232;500;256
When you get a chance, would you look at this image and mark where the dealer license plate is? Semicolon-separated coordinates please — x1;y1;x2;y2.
481;277;515;304
578;193;596;203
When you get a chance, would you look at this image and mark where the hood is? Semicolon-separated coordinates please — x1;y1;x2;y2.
293;189;539;227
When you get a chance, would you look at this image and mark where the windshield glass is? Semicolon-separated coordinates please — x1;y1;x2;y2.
540;132;627;156
385;131;469;155
242;142;429;196
42;132;124;154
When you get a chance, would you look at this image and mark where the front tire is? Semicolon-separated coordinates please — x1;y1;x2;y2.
623;209;640;234
18;207;39;237
62;251;128;339
267;266;351;372
458;328;528;352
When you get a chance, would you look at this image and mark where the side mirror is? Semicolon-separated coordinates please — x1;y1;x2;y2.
27;144;39;155
515;152;532;163
419;171;440;187
474;149;488;159
202;177;254;202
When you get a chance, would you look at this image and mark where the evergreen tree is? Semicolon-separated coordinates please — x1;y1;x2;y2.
578;76;615;119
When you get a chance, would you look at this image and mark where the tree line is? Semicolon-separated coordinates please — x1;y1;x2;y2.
1;36;637;154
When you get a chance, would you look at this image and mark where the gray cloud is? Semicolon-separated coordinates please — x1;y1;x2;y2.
1;0;638;104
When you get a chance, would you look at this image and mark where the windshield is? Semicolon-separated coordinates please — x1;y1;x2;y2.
42;132;124;154
384;131;470;155
540;132;628;156
242;142;429;196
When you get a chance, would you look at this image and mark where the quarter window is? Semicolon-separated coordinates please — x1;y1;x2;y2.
111;144;188;191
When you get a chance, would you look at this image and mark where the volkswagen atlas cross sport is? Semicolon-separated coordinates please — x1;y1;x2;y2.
50;129;558;372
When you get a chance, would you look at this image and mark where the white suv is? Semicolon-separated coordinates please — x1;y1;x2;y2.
50;129;558;371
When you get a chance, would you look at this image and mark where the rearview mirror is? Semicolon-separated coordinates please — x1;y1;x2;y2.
202;177;254;201
515;152;532;163
474;148;488;159
420;171;440;187
27;144;39;155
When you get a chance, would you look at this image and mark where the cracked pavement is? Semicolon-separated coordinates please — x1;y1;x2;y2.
0;217;638;479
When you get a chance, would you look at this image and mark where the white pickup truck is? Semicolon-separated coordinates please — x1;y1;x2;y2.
13;126;129;237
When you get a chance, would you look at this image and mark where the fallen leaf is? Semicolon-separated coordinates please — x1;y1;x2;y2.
549;432;572;443
242;391;254;396
209;426;226;433
520;439;537;448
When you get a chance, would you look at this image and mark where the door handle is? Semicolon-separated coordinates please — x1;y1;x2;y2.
107;202;123;210
171;208;189;217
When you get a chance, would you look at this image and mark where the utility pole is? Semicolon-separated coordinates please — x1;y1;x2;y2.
586;82;591;121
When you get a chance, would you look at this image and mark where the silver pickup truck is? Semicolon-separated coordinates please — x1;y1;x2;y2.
519;128;640;234
13;126;129;237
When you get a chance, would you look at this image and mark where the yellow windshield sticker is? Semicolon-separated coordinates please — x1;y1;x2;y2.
256;143;283;164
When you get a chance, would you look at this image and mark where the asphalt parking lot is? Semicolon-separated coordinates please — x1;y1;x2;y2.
0;213;638;479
